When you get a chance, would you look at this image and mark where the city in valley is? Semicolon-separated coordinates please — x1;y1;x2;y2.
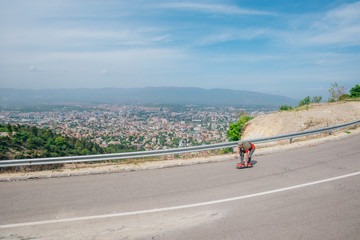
0;104;274;150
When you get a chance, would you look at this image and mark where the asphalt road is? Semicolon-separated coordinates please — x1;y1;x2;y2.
1;134;360;240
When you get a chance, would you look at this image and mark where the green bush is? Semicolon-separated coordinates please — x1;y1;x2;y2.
339;94;350;101
226;115;254;141
299;96;311;107
350;84;360;98
279;105;293;111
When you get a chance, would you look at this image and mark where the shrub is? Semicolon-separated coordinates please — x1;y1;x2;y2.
299;96;311;107
350;84;360;98
279;105;293;111
328;82;348;102
227;115;254;141
339;94;350;101
312;96;322;103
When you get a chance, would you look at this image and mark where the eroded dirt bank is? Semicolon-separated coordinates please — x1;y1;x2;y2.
242;101;360;140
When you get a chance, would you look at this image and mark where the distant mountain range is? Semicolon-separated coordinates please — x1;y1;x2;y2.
0;87;298;106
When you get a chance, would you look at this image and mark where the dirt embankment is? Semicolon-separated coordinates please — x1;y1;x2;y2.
242;101;360;140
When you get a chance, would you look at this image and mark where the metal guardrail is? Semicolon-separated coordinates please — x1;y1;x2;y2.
1;119;359;168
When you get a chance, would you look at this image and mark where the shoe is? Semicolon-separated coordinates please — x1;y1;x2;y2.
247;163;251;167
237;163;244;168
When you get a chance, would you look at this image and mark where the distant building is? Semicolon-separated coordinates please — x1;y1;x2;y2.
0;132;11;137
179;139;187;147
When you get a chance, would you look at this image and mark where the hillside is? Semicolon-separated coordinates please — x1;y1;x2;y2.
0;124;136;160
0;87;298;106
241;101;360;140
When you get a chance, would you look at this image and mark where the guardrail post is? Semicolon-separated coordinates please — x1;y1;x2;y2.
290;138;293;144
329;130;332;135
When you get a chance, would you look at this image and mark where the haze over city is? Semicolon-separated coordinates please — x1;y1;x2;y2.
1;0;360;99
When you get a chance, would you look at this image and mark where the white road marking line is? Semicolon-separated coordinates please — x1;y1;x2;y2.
1;171;359;229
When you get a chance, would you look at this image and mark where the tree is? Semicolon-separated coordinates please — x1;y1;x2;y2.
227;115;254;141
26;137;44;149
0;123;132;160
328;82;348;102
0;136;10;150
55;137;67;150
350;84;360;98
30;126;38;137
6;124;13;136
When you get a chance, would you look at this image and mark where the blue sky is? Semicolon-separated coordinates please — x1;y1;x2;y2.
0;0;359;99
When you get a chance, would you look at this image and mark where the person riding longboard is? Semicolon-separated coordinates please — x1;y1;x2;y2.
235;141;255;168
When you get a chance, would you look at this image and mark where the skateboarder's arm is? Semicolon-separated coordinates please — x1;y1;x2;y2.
234;147;239;158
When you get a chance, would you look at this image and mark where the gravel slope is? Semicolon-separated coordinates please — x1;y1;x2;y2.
242;101;360;140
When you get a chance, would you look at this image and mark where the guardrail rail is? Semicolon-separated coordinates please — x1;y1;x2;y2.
0;119;359;168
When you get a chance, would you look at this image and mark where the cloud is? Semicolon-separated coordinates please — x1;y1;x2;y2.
197;28;271;46
159;2;275;15
290;1;360;47
100;68;109;76
324;1;360;24
208;53;285;63
28;66;38;72
45;48;186;62
1;27;171;53
192;1;360;48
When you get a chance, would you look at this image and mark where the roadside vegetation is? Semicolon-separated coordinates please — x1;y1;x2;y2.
227;112;254;142
279;82;360;112
0;124;137;160
225;111;254;149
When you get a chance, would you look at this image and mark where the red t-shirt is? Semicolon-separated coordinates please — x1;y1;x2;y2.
245;143;255;153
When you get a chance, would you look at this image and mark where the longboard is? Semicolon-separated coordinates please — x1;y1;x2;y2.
236;165;253;169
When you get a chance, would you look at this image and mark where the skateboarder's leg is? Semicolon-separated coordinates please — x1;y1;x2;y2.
240;153;244;164
248;148;255;165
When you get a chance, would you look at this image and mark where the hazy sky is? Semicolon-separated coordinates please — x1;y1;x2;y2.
1;0;359;99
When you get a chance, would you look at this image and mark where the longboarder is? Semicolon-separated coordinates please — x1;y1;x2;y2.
235;141;255;169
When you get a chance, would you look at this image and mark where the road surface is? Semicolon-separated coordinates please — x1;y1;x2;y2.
1;134;360;239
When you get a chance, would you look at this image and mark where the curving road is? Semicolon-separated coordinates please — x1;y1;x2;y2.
1;134;360;239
